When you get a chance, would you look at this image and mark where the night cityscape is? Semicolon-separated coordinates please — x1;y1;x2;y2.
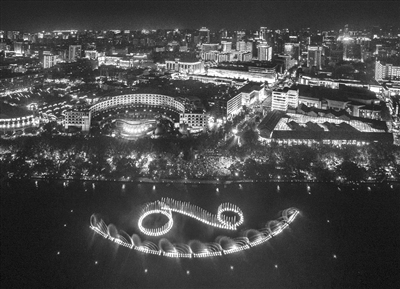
1;1;400;288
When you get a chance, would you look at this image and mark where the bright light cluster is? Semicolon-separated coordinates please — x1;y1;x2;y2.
138;201;174;236
137;198;244;237
90;204;299;258
122;123;150;134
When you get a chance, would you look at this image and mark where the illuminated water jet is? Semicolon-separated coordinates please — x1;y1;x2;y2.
90;199;299;258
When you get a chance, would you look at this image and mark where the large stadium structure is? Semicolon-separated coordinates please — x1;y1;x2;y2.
64;93;205;137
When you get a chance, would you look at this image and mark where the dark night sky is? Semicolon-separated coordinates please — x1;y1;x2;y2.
1;1;400;32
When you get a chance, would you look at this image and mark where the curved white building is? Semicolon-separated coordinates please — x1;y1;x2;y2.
65;94;190;132
0;115;40;132
89;94;185;115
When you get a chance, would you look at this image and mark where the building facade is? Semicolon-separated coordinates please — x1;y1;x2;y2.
165;59;204;74
307;46;322;70
68;45;82;62
257;44;272;61
64;111;91;131
375;61;400;81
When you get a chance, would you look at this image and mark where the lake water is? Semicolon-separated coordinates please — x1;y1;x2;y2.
1;180;399;288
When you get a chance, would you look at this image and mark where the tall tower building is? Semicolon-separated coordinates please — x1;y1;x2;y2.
43;55;58;68
199;27;210;44
307;46;322;69
257;44;272;61
260;27;268;41
284;43;300;60
246;41;253;54
221;41;232;52
68;45;82;61
236;31;246;41
13;42;23;55
236;40;247;51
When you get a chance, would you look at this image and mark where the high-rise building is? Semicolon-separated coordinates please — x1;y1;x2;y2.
199;27;210;44
237;52;252;62
375;61;400;81
7;31;20;41
68;45;82;61
221;41;232;52
13;42;23;55
307;46;322;69
43;55;58;69
284;43;300;60
85;50;98;60
257;44;272;61
201;43;219;52
271;86;299;111
246;41;253;54
236;31;246;41
236;40;247;51
259;27;268;41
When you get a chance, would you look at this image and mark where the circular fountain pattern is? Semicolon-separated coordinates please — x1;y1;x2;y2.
137;198;244;236
137;201;174;236
90;198;299;258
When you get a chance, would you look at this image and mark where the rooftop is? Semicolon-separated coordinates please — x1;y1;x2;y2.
238;82;264;93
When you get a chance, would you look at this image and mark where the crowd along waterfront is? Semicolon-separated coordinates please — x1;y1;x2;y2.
1;180;399;288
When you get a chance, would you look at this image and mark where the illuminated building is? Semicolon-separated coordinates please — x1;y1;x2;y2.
221;41;232;52
271;86;299;112
237;51;252;62
375;61;400;81
217;53;231;63
0;115;40;132
65;94;190;132
165;59;204;74
236;30;245;41
43;54;58;69
117;119;156;137
259;27;268;41
53;30;78;35
258;110;393;145
68;45;81;61
179;44;188;52
199;27;210;43
296;84;382;120
226;93;242;118
307;46;322;69
272;88;288;111
276;54;297;72
13;42;23;55
7;31;20;41
201;51;219;62
206;67;276;83
246;41;254;54
284;42;300;60
201;43;219;52
64;110;91;131
179;113;207;132
0;73;44;93
236;40;246;51
227;82;266;118
188;75;247;88
98;55;133;69
257;44;272;61
85;50;98;60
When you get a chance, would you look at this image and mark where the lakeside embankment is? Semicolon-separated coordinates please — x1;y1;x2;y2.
5;175;398;186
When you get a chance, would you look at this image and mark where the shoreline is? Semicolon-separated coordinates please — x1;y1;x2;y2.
2;175;399;186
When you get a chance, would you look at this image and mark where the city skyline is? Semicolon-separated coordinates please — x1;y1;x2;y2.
2;1;400;32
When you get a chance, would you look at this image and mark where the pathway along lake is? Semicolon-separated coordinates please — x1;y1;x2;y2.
1;180;399;288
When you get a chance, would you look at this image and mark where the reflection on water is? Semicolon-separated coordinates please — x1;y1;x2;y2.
1;180;399;289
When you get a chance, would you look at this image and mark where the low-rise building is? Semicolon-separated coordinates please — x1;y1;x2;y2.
64;110;91;131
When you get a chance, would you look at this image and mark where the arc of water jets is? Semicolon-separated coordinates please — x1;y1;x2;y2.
90;198;299;258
